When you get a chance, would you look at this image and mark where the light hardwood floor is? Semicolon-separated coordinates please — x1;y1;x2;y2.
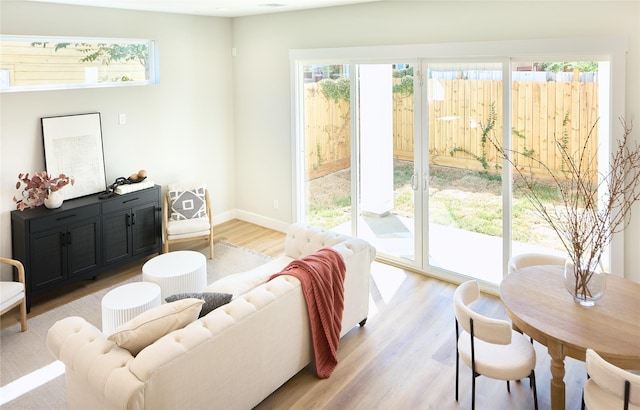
2;219;586;409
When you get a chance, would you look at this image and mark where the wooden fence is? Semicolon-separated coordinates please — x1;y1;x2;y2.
305;78;599;180
0;41;146;86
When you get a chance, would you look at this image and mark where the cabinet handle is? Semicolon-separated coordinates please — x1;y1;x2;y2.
67;232;72;245
56;214;76;221
123;197;139;204
132;213;136;225
61;232;66;247
126;214;131;227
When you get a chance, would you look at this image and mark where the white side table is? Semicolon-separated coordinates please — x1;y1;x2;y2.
101;282;161;335
142;251;207;300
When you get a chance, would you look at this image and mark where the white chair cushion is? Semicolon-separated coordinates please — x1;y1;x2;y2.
166;218;210;237
458;328;536;380
0;281;25;311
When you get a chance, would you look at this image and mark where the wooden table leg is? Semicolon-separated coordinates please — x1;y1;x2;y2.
547;340;566;410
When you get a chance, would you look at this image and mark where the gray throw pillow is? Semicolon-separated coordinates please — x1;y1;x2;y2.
165;292;232;318
168;187;207;221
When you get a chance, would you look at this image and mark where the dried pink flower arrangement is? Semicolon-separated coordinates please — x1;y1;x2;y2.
13;171;74;211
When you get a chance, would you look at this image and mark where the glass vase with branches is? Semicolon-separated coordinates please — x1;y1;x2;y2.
489;118;640;304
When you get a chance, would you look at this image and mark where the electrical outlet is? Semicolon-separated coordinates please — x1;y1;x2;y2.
273;200;279;209
118;113;127;125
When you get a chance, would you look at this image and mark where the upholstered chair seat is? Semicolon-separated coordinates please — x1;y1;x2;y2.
457;327;536;380
166;218;211;239
0;257;27;332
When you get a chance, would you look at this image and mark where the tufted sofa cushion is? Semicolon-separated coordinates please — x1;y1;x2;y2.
284;224;347;259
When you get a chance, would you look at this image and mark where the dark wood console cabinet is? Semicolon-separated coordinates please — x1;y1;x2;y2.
11;185;161;311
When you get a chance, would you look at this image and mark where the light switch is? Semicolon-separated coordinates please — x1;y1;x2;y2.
118;114;127;125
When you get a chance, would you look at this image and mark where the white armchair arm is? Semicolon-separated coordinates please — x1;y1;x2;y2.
47;316;145;410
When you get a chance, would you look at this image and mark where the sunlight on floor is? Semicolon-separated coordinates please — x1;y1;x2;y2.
370;262;407;304
0;360;64;405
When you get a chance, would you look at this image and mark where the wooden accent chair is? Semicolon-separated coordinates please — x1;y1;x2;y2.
162;185;214;259
454;280;537;410
0;257;27;331
583;348;640;410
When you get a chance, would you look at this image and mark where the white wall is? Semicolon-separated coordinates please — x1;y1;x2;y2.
231;1;640;281
0;1;235;279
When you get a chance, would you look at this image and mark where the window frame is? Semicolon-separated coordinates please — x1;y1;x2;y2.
0;34;159;93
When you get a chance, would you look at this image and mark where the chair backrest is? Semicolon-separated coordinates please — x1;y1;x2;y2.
586;348;640;407
508;253;566;273
453;280;512;345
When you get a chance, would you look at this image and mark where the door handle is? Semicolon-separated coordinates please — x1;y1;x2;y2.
411;174;418;191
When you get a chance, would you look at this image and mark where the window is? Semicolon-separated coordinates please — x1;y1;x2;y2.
0;35;158;92
292;37;628;288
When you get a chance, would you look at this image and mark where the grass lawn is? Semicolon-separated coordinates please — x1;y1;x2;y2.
307;160;565;252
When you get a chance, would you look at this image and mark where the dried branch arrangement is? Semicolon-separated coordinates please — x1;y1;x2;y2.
490;118;640;300
13;171;74;211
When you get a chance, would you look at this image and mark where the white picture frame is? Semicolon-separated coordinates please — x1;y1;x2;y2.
42;112;107;200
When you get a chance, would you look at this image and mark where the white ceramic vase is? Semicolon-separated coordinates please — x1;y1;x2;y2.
44;191;63;209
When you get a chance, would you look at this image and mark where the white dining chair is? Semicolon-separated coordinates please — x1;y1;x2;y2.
454;280;538;410
583;348;640;410
508;252;566;273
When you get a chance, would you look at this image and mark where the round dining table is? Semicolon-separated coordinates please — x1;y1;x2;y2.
500;265;640;410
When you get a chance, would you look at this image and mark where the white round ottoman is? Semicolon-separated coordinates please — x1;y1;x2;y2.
142;251;207;300
101;282;161;335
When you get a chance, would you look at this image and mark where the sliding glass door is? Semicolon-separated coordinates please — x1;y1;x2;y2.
293;38;623;287
425;62;504;283
298;62;420;269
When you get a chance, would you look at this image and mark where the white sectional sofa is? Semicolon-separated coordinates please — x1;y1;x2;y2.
47;223;376;410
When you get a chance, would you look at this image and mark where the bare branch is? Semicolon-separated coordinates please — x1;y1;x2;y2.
489;117;640;300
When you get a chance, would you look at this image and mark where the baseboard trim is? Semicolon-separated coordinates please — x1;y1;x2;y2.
212;209;290;233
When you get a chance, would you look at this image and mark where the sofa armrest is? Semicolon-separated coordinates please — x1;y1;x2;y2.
284;223;347;258
46;316;145;410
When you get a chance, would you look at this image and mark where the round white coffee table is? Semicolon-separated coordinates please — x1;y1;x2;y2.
142;251;207;300
101;282;161;335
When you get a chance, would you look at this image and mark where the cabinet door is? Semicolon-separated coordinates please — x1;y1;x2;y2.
102;211;132;265
30;228;66;290
67;218;101;277
132;202;160;255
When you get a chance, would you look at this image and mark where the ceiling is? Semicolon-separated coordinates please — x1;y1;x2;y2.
23;0;383;17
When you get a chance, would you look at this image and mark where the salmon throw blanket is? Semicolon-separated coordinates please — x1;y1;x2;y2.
269;248;346;378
